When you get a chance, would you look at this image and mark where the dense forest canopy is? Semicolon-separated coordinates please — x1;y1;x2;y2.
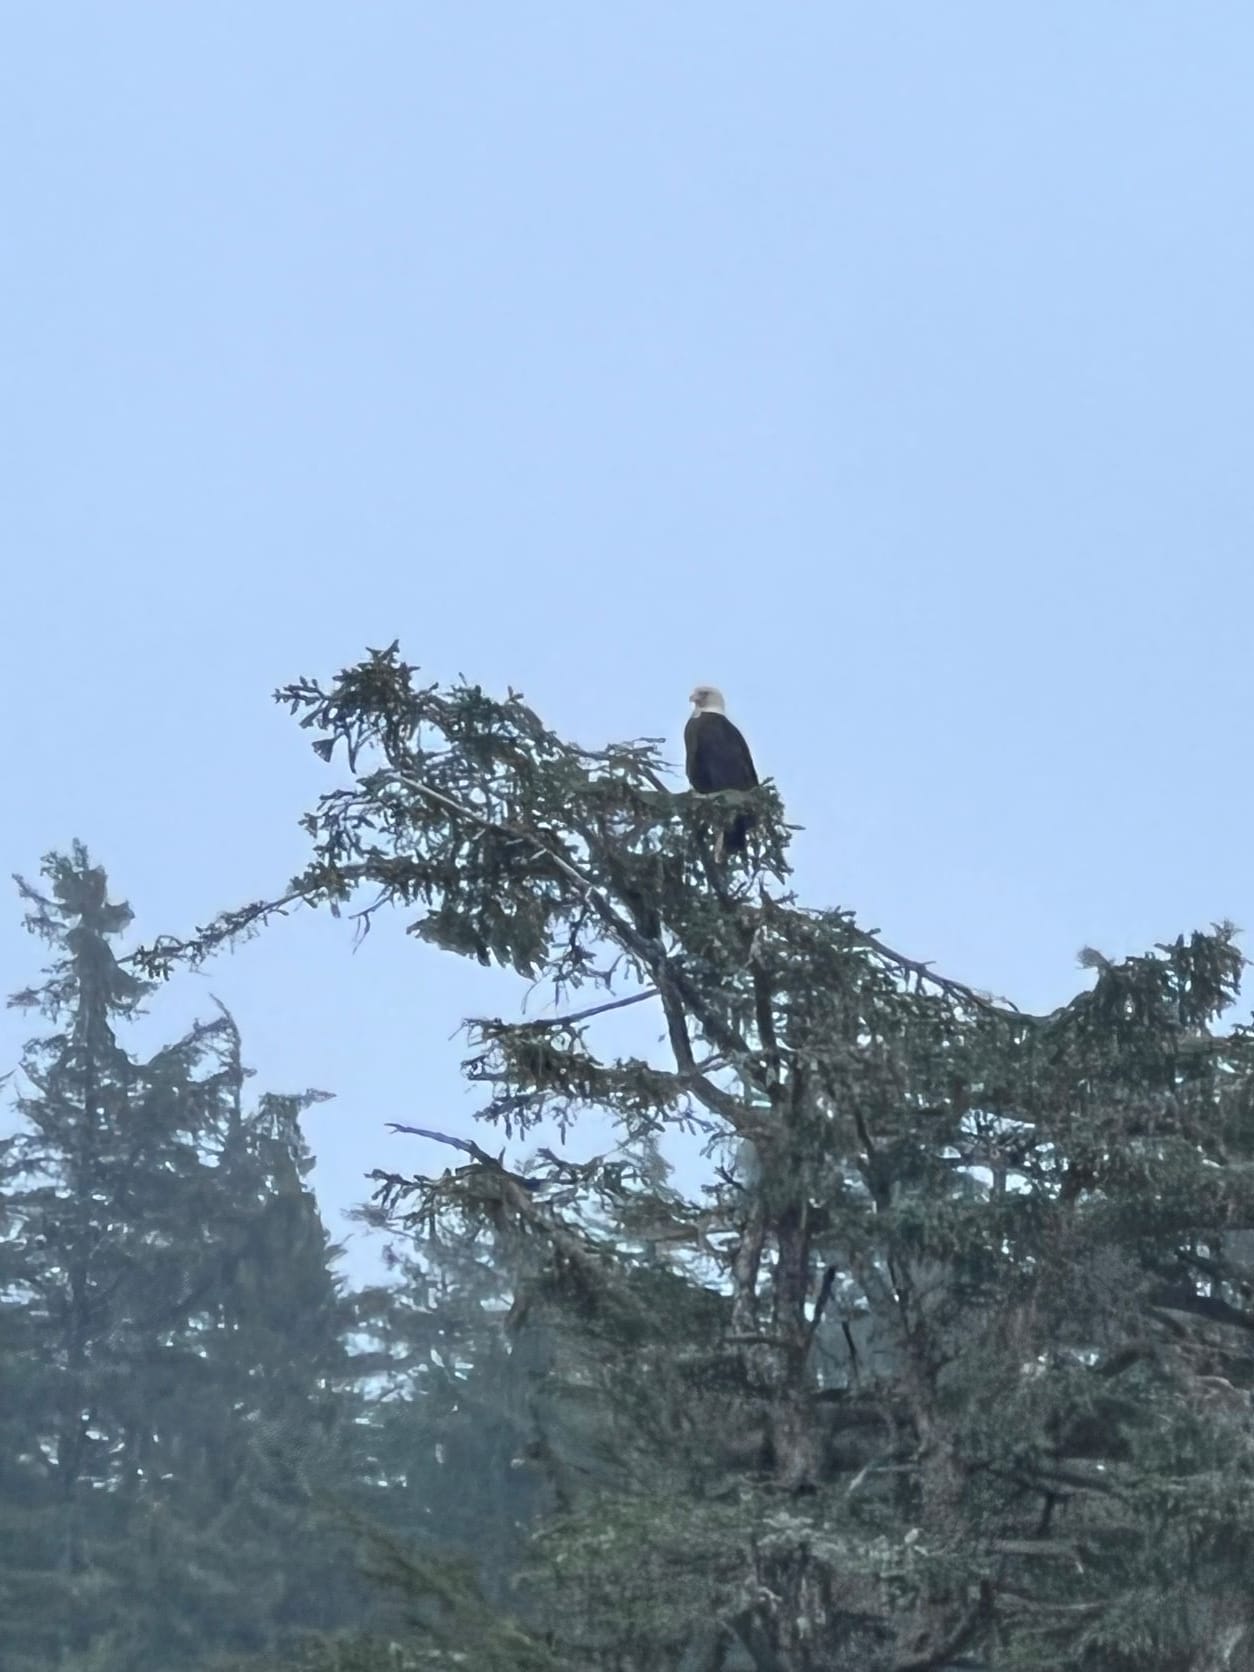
6;645;1254;1671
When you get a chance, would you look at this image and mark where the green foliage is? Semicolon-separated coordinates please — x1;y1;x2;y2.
0;849;366;1671
128;647;1254;1670
205;1525;559;1672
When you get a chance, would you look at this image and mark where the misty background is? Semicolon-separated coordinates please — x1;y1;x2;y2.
4;5;1252;1285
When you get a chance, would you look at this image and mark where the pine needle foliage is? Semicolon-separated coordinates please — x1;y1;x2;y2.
0;848;360;1671
138;645;1254;1672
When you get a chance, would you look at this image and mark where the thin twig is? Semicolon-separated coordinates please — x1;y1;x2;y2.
847;921;1021;1017
507;988;659;1031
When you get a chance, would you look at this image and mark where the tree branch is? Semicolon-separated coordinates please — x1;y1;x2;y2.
511;989;659;1030
893;1580;994;1672
840;917;1021;1018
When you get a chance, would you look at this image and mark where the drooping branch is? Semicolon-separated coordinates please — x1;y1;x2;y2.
465;1018;746;1133
852;920;1020;1017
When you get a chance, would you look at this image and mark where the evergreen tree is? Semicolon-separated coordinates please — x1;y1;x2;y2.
0;846;210;1667
139;646;1254;1671
106;1015;361;1668
346;1219;551;1602
0;848;361;1670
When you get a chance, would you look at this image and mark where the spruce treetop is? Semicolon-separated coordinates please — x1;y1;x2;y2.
132;643;1254;1670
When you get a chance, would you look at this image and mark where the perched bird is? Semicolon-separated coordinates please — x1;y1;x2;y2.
684;685;759;854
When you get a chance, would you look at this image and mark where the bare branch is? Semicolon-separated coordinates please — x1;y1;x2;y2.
507;989;659;1031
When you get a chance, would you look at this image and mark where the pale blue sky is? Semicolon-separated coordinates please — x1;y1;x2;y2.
4;7;1253;1279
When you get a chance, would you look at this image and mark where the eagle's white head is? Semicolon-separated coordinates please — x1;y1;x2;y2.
690;684;727;716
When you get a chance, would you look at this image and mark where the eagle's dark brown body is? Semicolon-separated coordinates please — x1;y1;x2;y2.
684;706;759;852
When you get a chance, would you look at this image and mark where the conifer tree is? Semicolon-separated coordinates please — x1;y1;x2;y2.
346;1220;550;1602
139;647;1254;1672
0;849;360;1670
108;1014;361;1668
0;846;210;1667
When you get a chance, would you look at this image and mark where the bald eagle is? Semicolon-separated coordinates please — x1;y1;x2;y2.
685;685;759;854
